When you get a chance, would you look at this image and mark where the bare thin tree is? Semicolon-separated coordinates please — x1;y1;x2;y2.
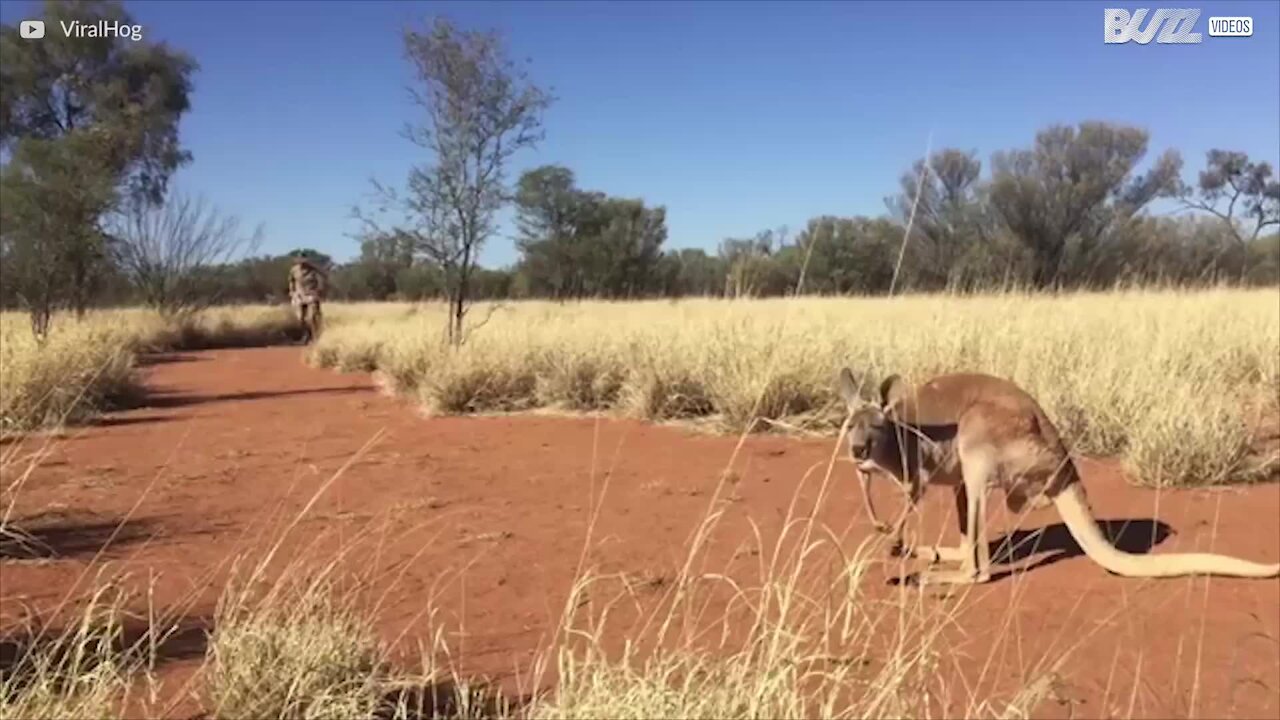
355;16;553;346
1178;149;1280;244
109;191;263;317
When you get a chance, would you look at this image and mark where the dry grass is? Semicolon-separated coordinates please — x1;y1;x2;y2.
0;584;140;720
0;305;303;433
14;289;1274;487
527;424;1079;720
227;379;1077;720
0;316;141;433
308;288;1280;487
1;506;1060;720
206;571;387;720
134;306;300;351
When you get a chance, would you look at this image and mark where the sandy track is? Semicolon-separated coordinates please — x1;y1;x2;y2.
2;347;1277;718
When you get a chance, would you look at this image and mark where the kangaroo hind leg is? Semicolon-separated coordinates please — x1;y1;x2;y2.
916;447;995;586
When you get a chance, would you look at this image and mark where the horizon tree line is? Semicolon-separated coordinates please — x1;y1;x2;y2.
3;2;1277;344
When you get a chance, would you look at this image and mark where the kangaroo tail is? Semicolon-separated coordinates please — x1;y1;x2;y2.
1054;483;1280;579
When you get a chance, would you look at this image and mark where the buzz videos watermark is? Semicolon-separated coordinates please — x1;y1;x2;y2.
19;19;144;42
1104;9;1254;44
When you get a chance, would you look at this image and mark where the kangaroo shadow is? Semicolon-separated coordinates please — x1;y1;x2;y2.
987;518;1175;581
890;518;1174;586
91;414;184;429
0;511;210;561
1;515;158;561
0;614;211;693
136;353;208;367
138;385;370;409
161;328;297;351
376;679;530;720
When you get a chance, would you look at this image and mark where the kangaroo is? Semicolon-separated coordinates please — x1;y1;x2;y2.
837;367;1280;585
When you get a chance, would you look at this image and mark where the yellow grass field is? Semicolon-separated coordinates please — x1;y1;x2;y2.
306;287;1280;488
4;287;1278;486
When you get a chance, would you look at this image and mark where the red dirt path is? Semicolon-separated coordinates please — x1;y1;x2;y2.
2;347;1278;719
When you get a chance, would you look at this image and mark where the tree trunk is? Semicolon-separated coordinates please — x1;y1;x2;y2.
71;262;88;319
1033;241;1066;290
448;256;471;347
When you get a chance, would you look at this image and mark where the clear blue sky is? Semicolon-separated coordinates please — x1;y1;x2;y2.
3;0;1278;267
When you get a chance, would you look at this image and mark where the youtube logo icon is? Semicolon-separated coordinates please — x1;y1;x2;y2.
19;20;45;39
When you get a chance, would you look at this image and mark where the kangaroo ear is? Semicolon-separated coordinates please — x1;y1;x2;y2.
878;374;910;409
837;367;862;408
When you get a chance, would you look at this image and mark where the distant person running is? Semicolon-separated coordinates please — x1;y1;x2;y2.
287;254;328;344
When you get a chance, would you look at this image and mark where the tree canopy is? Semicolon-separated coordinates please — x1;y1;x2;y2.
1;0;197;336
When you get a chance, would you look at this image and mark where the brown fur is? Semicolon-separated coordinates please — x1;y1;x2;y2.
838;368;1280;584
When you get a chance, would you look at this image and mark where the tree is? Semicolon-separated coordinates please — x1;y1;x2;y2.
348;230;415;300
0;0;196;333
224;254;296;304
719;227;791;298
1245;232;1280;286
560;194;666;298
514;165;584;298
658;248;724;297
793;216;902;294
594;197;668;297
356;16;553;345
395;262;446;300
887;149;993;289
514;165;669;299
515;165;581;246
988;122;1182;288
108;191;263;316
1178;149;1280;245
0;135;117;339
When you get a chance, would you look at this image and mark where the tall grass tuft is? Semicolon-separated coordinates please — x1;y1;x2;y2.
0;318;141;432
0;304;336;433
0;585;138;720
205;569;387;720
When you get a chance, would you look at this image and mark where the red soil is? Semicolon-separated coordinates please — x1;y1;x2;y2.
2;347;1277;719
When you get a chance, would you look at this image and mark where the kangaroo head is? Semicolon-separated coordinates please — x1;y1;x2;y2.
837;367;910;475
